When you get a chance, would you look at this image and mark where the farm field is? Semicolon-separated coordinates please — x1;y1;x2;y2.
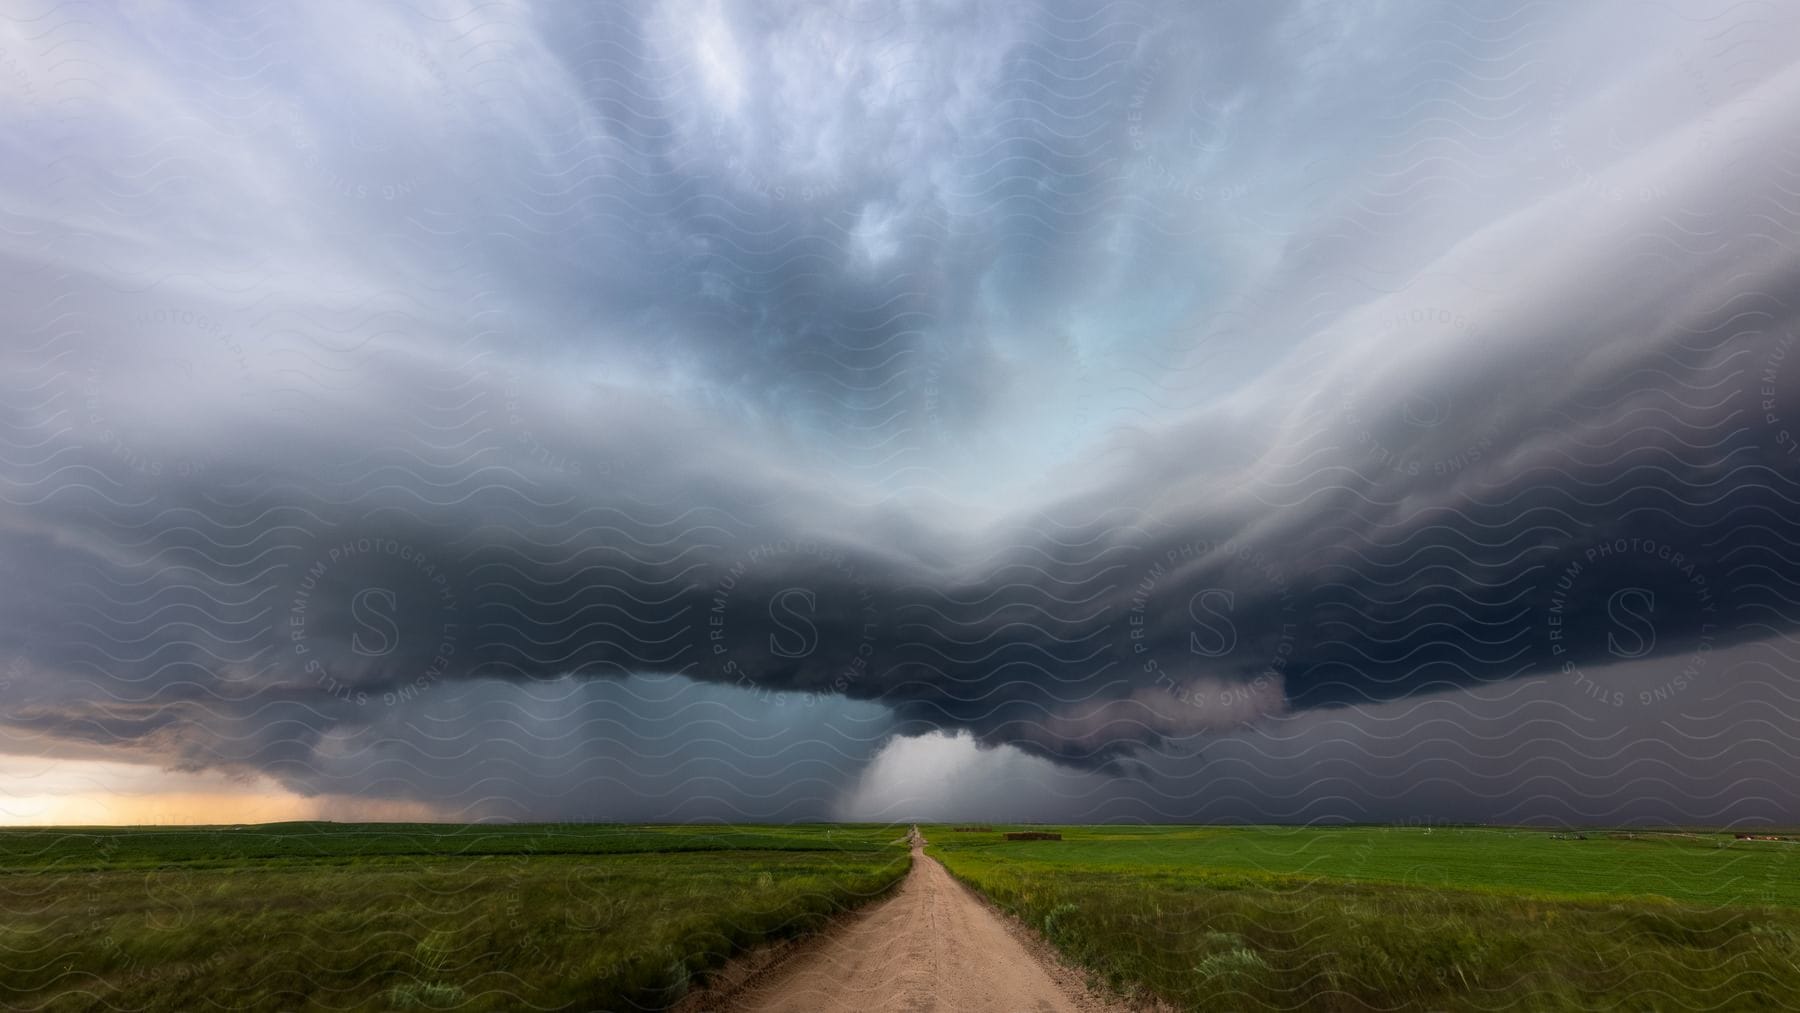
0;823;909;1012
924;824;1800;1011
6;822;1800;1012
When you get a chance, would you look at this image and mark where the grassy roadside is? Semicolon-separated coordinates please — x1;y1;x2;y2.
0;824;909;1012
925;825;1800;1011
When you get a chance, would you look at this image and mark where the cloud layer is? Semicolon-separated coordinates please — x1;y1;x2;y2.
2;0;1799;823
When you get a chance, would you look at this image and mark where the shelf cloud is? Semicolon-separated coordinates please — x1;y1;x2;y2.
2;0;1798;823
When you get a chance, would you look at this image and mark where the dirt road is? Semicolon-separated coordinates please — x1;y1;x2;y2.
722;829;1127;1013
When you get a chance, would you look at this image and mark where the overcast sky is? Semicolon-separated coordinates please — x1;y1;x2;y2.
2;0;1799;825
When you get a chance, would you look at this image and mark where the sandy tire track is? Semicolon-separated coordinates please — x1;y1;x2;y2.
684;829;1135;1013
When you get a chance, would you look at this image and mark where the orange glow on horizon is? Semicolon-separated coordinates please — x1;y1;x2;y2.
0;753;447;826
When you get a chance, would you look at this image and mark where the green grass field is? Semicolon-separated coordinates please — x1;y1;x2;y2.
924;824;1800;1011
6;822;1799;1012
0;823;909;1012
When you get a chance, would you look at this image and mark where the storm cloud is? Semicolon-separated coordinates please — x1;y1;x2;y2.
1;0;1798;823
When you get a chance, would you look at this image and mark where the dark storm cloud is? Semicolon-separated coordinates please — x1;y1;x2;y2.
839;636;1800;827
1;0;1799;820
